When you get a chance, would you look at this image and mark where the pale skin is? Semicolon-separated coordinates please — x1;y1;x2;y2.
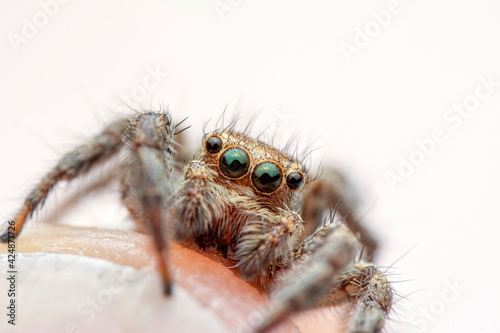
0;111;393;333
0;225;342;333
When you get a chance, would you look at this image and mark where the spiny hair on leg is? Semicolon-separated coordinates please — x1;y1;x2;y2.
340;263;393;333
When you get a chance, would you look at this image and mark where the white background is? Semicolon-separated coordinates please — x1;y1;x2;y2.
1;1;500;332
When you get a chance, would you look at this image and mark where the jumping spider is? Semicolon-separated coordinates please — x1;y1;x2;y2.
1;111;393;332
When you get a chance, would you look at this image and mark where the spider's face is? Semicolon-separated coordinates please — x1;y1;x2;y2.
199;131;307;199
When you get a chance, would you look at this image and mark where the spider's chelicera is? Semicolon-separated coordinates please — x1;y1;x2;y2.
1;111;393;333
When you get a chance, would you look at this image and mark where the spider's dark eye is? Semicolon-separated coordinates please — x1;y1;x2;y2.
206;136;223;154
252;162;282;193
220;147;250;178
286;172;303;190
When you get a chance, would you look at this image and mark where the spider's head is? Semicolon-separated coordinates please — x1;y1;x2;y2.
199;131;308;203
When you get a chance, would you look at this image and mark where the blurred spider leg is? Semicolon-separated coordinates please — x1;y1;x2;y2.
236;210;304;281
302;168;379;260
122;112;177;295
255;223;358;333
257;223;393;333
1;119;127;242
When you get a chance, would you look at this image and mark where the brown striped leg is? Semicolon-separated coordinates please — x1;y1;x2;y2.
1;119;126;242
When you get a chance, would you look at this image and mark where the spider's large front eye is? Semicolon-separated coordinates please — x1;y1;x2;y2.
220;147;250;178
286;171;304;190
206;136;223;154
252;161;282;193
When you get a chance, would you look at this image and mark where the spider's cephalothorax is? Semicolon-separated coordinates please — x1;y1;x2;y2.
1;111;393;333
175;130;308;284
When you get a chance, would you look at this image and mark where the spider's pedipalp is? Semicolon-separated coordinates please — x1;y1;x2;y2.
173;160;225;241
1;118;127;242
235;209;304;282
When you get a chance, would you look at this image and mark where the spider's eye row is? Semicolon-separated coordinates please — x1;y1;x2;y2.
252;161;282;193
220;147;250;178
206;136;223;154
286;171;304;190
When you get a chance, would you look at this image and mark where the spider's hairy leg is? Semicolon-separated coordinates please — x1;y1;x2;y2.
235;209;304;281
0;119;127;242
302;168;379;260
121;112;176;295
294;224;393;331
337;263;393;333
255;223;358;333
256;223;393;333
